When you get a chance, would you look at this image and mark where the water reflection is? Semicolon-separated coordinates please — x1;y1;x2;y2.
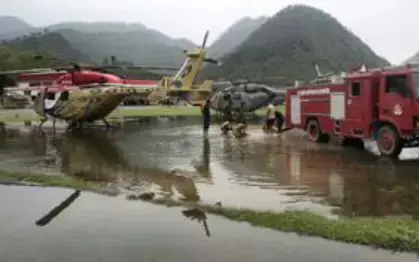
278;134;419;218
56;132;128;182
35;190;81;227
54;132;202;202
4;186;416;262
182;208;211;237
193;137;211;177
1;122;419;218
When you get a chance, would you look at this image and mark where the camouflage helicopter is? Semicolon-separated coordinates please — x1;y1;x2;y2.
0;74;33;109
209;78;288;114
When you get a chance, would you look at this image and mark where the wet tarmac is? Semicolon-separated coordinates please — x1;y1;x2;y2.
0;185;417;262
0;118;419;219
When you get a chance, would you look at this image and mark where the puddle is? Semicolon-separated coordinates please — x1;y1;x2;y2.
1;118;419;218
0;185;417;262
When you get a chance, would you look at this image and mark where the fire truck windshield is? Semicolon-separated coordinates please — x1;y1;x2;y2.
414;72;419;98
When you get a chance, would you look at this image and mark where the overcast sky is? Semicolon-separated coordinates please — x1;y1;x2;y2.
1;0;418;64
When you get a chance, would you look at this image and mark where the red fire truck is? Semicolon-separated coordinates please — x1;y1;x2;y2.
285;64;419;158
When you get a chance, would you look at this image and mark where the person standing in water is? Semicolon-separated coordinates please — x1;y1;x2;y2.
201;99;211;134
237;101;247;125
223;98;233;123
274;109;284;133
233;101;248;137
265;103;276;132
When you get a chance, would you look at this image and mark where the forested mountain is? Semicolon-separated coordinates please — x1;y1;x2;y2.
0;16;37;40
52;28;193;68
206;5;390;80
0;16;32;35
0;18;197;68
208;16;268;59
0;8;391;79
0;32;89;70
403;52;419;64
46;22;148;33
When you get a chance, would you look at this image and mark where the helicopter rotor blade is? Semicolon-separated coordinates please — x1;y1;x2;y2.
201;30;209;49
0;68;56;75
203;58;220;65
100;65;179;71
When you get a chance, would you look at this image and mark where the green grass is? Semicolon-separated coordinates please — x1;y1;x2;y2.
0;170;118;196
148;198;419;253
0;113;42;122
111;106;204;117
0;105;285;123
112;105;284;117
1;169;418;252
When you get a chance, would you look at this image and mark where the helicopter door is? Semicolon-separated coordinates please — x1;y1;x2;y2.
34;92;46;116
44;91;60;110
290;95;301;125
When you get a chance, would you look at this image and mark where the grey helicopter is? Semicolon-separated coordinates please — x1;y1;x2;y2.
209;78;288;114
208;62;347;115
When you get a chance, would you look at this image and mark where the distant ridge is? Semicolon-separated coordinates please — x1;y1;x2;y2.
206;5;390;80
208;16;268;59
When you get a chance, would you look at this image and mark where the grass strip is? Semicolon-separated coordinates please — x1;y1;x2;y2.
0;105;284;123
148;198;419;253
0;171;118;196
1;171;417;253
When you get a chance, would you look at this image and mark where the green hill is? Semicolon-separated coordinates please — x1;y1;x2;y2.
207;5;390;81
0;16;32;35
0;18;197;68
0;16;37;41
0;32;89;70
46;22;196;68
402;52;419;65
208;16;268;59
53;28;192;68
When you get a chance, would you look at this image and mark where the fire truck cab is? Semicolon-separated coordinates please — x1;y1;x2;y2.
285;64;419;158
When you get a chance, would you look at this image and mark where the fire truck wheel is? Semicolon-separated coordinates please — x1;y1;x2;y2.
377;125;403;158
306;119;329;143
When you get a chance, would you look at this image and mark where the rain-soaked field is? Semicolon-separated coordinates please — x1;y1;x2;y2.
1;117;419;261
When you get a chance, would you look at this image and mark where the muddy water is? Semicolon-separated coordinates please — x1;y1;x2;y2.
2;185;417;262
1;118;419;218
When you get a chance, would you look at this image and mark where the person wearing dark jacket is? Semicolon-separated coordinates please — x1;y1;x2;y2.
275;110;284;132
223;99;233;123
201;99;211;133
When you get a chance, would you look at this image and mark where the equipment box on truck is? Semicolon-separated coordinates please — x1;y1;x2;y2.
285;64;419;158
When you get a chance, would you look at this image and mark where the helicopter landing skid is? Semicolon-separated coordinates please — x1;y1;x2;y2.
66;120;80;132
66;119;113;132
38;118;48;129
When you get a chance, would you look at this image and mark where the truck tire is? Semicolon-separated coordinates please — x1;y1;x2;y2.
377;125;403;158
306;119;330;143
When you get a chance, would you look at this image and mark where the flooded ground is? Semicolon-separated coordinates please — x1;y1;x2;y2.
1;118;419;219
0;185;417;262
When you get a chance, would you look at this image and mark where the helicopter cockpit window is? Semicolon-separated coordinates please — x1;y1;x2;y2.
244;85;259;93
46;92;55;100
29;82;41;87
232;93;241;100
59;91;69;101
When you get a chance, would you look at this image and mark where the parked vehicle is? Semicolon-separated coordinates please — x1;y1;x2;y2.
285;63;419;158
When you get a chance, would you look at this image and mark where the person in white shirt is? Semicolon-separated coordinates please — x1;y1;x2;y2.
265;104;276;131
